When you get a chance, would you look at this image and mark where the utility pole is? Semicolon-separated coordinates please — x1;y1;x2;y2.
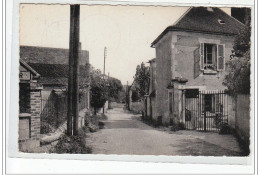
103;47;107;77
103;47;107;114
108;72;111;109
126;81;129;110
67;4;80;136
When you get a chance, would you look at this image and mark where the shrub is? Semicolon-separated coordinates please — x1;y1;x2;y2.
50;129;92;154
178;122;185;130
219;123;231;135
170;121;185;131
99;113;108;120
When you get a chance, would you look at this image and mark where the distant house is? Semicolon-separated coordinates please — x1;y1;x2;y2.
150;7;245;128
19;46;90;139
20;45;89;65
20;45;90;101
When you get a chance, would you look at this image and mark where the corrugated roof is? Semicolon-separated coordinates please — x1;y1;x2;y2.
151;7;245;46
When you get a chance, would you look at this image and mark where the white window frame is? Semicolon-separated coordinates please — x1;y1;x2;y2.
199;42;225;71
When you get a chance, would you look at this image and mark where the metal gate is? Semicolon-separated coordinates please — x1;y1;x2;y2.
183;89;229;132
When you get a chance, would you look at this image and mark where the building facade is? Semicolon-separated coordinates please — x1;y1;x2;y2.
19;46;90;150
19;59;43;151
150;7;245;126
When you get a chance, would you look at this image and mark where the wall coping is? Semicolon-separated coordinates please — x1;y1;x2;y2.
19;113;31;118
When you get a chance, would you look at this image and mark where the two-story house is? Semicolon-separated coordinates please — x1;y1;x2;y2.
150;7;245;129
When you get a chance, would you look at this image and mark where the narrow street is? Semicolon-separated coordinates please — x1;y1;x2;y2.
86;106;242;156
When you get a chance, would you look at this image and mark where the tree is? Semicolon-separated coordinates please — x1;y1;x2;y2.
133;62;150;98
108;77;123;102
90;68;108;114
131;89;140;102
223;11;251;95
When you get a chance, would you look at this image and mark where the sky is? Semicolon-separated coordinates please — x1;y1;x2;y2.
20;4;230;85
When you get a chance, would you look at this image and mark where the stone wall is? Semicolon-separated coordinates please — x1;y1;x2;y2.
19;81;42;152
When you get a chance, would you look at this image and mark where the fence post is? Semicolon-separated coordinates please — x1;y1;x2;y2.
204;105;206;132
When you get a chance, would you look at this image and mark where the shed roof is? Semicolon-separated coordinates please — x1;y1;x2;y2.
20;46;89;65
20;59;40;78
27;63;90;87
151;7;245;46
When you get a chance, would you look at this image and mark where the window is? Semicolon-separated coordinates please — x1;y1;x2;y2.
204;44;217;69
203;94;223;113
200;43;225;71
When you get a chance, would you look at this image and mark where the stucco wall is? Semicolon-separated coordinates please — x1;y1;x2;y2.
236;95;250;142
154;33;172;123
172;31;234;90
154;31;235;125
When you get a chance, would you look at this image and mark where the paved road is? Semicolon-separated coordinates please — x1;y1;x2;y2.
86;107;242;156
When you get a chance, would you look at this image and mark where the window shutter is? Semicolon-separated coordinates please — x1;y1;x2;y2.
200;43;204;70
217;44;225;70
194;48;200;78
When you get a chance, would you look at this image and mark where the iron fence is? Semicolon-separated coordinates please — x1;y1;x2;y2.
184;90;229;132
40;90;89;134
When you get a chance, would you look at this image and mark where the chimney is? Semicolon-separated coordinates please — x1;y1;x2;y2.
78;43;89;65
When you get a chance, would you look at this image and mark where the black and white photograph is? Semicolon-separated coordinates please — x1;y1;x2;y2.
17;4;252;158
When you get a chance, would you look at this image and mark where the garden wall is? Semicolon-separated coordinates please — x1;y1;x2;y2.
235;94;250;144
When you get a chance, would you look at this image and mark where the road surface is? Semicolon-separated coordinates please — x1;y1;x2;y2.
86;107;242;156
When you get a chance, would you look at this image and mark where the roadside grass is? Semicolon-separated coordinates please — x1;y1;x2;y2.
50;129;92;154
129;102;143;114
49;113;108;154
85;113;108;132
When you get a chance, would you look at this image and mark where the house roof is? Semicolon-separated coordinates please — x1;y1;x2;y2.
20;59;40;78
151;7;245;47
27;63;90;87
20;46;89;65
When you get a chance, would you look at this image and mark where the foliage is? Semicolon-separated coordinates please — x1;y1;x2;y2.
231;26;251;58
219;123;232;135
133;62;150;98
90;68;108;114
89;66;123;113
223;16;251;95
129;101;143;114
108;77;123;102
84;113;108;132
50;129;92;154
131;89;140;102
170;121;185;131
223;53;250;95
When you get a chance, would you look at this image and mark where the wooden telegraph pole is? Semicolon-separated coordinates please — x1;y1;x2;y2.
102;47;107;114
67;5;80;136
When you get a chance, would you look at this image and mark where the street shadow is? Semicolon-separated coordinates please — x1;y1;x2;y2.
172;138;243;156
